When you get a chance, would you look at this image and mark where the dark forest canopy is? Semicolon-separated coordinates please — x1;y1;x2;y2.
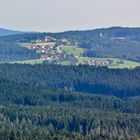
0;77;140;140
0;64;140;98
0;41;40;62
0;64;140;139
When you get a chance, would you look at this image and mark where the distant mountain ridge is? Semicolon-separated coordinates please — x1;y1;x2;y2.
0;28;24;36
0;28;40;62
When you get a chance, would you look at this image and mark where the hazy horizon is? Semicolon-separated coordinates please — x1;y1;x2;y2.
0;0;140;32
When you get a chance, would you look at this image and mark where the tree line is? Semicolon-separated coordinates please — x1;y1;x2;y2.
0;64;139;98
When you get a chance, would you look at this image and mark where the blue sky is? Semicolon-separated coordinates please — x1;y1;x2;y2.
0;0;140;32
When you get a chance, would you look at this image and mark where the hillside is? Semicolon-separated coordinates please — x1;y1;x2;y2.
0;80;140;140
56;27;140;62
0;64;140;98
0;30;140;138
0;27;140;64
0;64;140;139
0;28;24;36
0;41;40;62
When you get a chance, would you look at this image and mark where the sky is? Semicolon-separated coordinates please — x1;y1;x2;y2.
0;0;140;32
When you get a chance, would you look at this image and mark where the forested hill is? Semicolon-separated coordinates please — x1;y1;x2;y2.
57;27;140;39
1;27;140;62
0;64;140;98
0;28;24;36
56;27;140;62
1;27;140;42
0;78;140;140
0;27;140;139
0;41;40;62
0;64;140;139
0;28;40;62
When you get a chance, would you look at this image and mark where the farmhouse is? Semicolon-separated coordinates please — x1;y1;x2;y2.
87;60;110;66
41;56;51;60
59;38;68;43
44;36;56;42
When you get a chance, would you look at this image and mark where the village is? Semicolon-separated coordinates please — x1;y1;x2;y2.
86;59;110;66
23;36;111;66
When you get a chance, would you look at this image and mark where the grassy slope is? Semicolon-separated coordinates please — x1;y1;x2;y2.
11;57;140;68
60;45;84;57
13;43;140;68
19;42;55;47
11;59;44;65
78;57;140;68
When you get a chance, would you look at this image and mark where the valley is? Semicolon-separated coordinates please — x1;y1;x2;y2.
0;27;140;139
13;40;140;69
1;0;140;139
0;27;138;69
